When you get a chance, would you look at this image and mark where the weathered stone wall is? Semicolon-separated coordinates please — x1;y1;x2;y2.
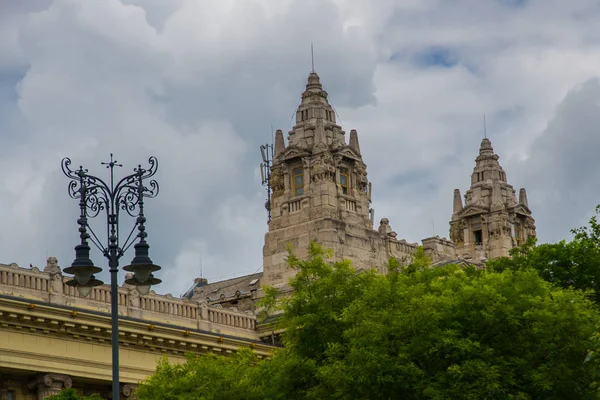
422;236;457;263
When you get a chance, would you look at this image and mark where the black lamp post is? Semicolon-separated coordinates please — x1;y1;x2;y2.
61;154;161;400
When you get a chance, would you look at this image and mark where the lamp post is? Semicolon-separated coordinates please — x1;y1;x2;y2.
61;154;161;400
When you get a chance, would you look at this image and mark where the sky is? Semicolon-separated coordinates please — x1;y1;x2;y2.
1;0;600;297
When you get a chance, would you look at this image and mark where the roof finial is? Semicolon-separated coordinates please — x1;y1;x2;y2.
483;113;487;139
311;42;315;72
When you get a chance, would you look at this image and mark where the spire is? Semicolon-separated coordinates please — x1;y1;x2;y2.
470;137;506;187
311;42;315;72
453;189;463;215
349;129;361;154
294;71;336;128
274;129;285;156
479;138;494;157
519;188;529;208
306;71;323;91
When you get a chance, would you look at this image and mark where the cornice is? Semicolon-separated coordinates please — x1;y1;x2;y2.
0;296;273;358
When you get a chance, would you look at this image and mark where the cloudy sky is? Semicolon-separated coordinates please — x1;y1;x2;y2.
1;0;600;296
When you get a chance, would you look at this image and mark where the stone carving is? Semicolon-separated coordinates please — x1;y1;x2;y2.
524;216;536;232
337;229;346;244
309;208;339;220
302;157;311;170
450;221;465;245
270;164;285;198
122;383;138;398
489;213;511;238
51;273;63;295
333;154;343;168
354;162;368;191
44;256;61;274
129;287;140;308
29;373;72;399
310;152;335;182
378;218;397;238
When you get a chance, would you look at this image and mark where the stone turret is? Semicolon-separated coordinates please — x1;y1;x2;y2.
349;129;361;154
262;71;417;289
449;137;536;263
519;188;528;208
453;189;463;215
274;129;285;157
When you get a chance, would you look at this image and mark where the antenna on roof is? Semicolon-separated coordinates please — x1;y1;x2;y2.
311;42;315;72
432;218;435;236
199;249;203;279
260;137;274;222
483;114;487;139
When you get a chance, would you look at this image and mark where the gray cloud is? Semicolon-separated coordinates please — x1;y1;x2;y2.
514;78;600;241
0;0;600;297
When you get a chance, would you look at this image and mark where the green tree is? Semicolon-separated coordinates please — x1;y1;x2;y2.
135;348;265;400
488;206;600;302
138;242;600;399
46;388;102;400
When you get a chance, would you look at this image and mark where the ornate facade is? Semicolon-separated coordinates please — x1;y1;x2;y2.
0;258;271;399
449;138;536;263
0;70;536;399
262;72;426;290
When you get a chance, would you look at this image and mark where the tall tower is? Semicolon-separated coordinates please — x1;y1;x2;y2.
262;71;417;289
449;138;536;263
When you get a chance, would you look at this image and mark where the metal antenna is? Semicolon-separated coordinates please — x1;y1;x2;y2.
259;139;274;222
483;114;487;139
199;249;203;279
311;42;315;72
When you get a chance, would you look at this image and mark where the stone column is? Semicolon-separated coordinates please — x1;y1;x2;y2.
29;374;72;400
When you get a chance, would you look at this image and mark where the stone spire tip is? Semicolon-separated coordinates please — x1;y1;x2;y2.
349;129;361;154
479;137;494;155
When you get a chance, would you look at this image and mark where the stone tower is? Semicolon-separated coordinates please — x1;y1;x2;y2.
449;138;536;263
262;71;417;289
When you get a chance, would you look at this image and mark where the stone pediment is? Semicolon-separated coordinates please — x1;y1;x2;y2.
276;146;310;162
334;146;361;161
459;204;489;217
511;204;532;216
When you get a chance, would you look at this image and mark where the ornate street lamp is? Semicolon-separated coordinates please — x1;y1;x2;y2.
61;154;161;400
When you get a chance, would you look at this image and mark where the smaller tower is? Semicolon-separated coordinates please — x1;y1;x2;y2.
449;138;536;263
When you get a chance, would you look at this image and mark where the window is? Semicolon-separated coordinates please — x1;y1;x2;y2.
473;229;483;245
514;223;521;244
6;390;16;400
339;167;349;195
292;168;304;196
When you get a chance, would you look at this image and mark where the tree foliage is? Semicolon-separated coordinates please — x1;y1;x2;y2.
135;348;263;400
137;240;599;399
487;205;600;302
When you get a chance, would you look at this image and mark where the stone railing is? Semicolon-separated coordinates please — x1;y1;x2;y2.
0;258;257;338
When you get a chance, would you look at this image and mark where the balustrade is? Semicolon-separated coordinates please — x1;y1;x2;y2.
0;262;256;333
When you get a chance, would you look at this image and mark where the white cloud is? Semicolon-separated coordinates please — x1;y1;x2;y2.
1;0;600;296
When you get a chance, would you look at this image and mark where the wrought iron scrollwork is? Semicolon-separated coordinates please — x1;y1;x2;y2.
61;155;160;258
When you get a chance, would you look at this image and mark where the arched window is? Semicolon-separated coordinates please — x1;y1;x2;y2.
293;168;304;196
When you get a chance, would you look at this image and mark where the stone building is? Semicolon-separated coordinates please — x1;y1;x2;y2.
449;137;536;263
0;69;537;399
0;258;272;399
261;71;428;291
